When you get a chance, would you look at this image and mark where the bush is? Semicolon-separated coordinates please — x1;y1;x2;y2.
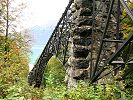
1;80;133;100
44;56;65;86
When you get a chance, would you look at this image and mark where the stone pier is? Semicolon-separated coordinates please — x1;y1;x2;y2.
65;0;93;88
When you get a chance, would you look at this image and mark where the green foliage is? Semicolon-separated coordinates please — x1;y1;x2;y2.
0;1;133;100
125;71;133;95
0;35;29;98
122;2;133;38
121;1;133;95
0;0;30;98
1;79;133;100
45;56;65;86
59;81;132;100
1;40;133;99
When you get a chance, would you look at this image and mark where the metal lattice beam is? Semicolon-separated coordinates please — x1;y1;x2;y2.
28;0;73;87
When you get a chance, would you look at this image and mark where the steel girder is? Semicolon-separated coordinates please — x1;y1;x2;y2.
28;0;73;87
90;0;133;83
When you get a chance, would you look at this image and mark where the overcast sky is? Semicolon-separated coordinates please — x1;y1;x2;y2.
22;0;69;64
23;0;69;28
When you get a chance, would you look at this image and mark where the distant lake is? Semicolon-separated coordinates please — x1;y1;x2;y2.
29;46;44;64
29;24;55;64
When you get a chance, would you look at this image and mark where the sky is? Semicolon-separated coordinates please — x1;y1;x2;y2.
24;0;69;28
23;0;69;65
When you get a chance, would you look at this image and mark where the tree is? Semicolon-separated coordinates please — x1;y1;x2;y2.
122;1;133;38
0;0;28;66
0;0;30;98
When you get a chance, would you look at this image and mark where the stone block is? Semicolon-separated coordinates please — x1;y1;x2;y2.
75;16;93;26
74;0;93;9
73;27;92;37
79;7;92;16
73;46;89;58
72;7;92;20
71;4;76;13
73;69;89;80
73;37;91;46
68;57;89;69
73;59;89;69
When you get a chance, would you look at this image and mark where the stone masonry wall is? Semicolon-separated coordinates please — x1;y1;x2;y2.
65;0;93;88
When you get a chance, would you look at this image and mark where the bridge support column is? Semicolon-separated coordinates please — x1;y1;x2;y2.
65;0;93;88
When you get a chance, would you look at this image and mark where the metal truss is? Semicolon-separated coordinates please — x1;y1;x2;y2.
90;0;133;83
28;0;133;87
28;0;73;87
